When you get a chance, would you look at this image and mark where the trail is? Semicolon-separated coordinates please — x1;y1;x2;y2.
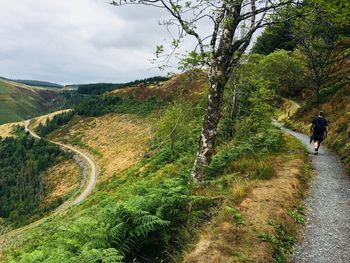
24;120;96;205
281;127;350;262
0;119;97;252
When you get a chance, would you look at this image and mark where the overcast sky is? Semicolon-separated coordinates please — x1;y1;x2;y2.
0;0;185;84
0;0;263;85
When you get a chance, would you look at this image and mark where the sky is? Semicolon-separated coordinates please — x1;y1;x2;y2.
0;0;181;84
0;0;262;85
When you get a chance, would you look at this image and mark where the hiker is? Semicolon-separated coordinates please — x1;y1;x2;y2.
310;111;328;155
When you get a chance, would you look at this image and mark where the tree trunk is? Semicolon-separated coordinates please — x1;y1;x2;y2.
192;65;228;183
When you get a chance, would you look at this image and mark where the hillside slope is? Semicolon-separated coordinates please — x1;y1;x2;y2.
0;72;311;263
0;79;59;124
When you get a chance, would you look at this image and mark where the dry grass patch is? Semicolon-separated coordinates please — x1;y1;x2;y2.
110;70;208;102
0;110;71;138
183;137;307;263
42;159;81;205
50;113;151;181
0;121;22;138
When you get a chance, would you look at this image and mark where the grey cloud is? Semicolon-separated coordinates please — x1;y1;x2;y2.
0;0;175;84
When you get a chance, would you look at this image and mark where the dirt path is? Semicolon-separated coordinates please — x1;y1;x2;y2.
24;120;96;205
282;128;350;262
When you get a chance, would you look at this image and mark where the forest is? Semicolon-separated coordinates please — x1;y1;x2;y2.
0;127;67;226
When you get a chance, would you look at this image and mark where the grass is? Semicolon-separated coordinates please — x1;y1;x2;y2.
69;137;103;158
183;134;308;263
0;80;58;125
0;71;312;262
260;223;295;263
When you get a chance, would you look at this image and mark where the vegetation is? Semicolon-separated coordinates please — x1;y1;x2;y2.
226;206;245;241
76;76;168;95
2;64;292;262
253;13;296;55
10;79;63;89
0;80;59;125
261;223;295;263
0;126;67;226
252;0;350;100
36;111;75;137
74;95;161;117
2;0;349;261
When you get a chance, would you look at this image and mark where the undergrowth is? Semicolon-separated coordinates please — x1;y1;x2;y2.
3;73;290;263
260;223;295;263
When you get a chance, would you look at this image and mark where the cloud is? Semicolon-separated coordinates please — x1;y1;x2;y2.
0;0;175;84
0;0;262;84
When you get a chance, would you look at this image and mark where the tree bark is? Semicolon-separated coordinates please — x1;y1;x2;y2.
192;64;228;183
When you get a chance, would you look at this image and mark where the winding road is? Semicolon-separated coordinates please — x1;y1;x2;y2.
281;127;350;262
0;119;97;252
24;120;96;206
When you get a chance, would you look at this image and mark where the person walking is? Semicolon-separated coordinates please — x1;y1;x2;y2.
310;111;328;155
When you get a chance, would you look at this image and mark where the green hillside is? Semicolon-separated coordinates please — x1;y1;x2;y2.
0;80;58;124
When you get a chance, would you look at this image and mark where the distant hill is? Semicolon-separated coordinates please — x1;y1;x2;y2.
0;77;63;89
72;76;169;95
0;79;60;125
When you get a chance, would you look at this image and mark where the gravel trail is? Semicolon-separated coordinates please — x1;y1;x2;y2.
283;128;350;263
24;120;96;205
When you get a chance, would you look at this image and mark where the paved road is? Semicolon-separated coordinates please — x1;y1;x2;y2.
283;128;350;263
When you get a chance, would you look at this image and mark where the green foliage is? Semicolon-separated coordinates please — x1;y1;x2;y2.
74;95;161;117
315;80;348;104
178;51;211;71
313;0;350;28
336;122;348;133
292;2;350;99
253;17;296;55
238;51;306;98
77;76;168;95
288;206;306;225
209;128;285;178
208;143;253;177
260;224;295;263
8;177;211;263
258;50;306;96
69;138;103;158
226;206;245;240
255;167;275;180
0;127;66;226
214;76;285;178
36;111;75;137
155;101;202;156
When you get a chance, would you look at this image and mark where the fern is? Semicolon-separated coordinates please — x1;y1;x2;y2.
77;248;124;263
